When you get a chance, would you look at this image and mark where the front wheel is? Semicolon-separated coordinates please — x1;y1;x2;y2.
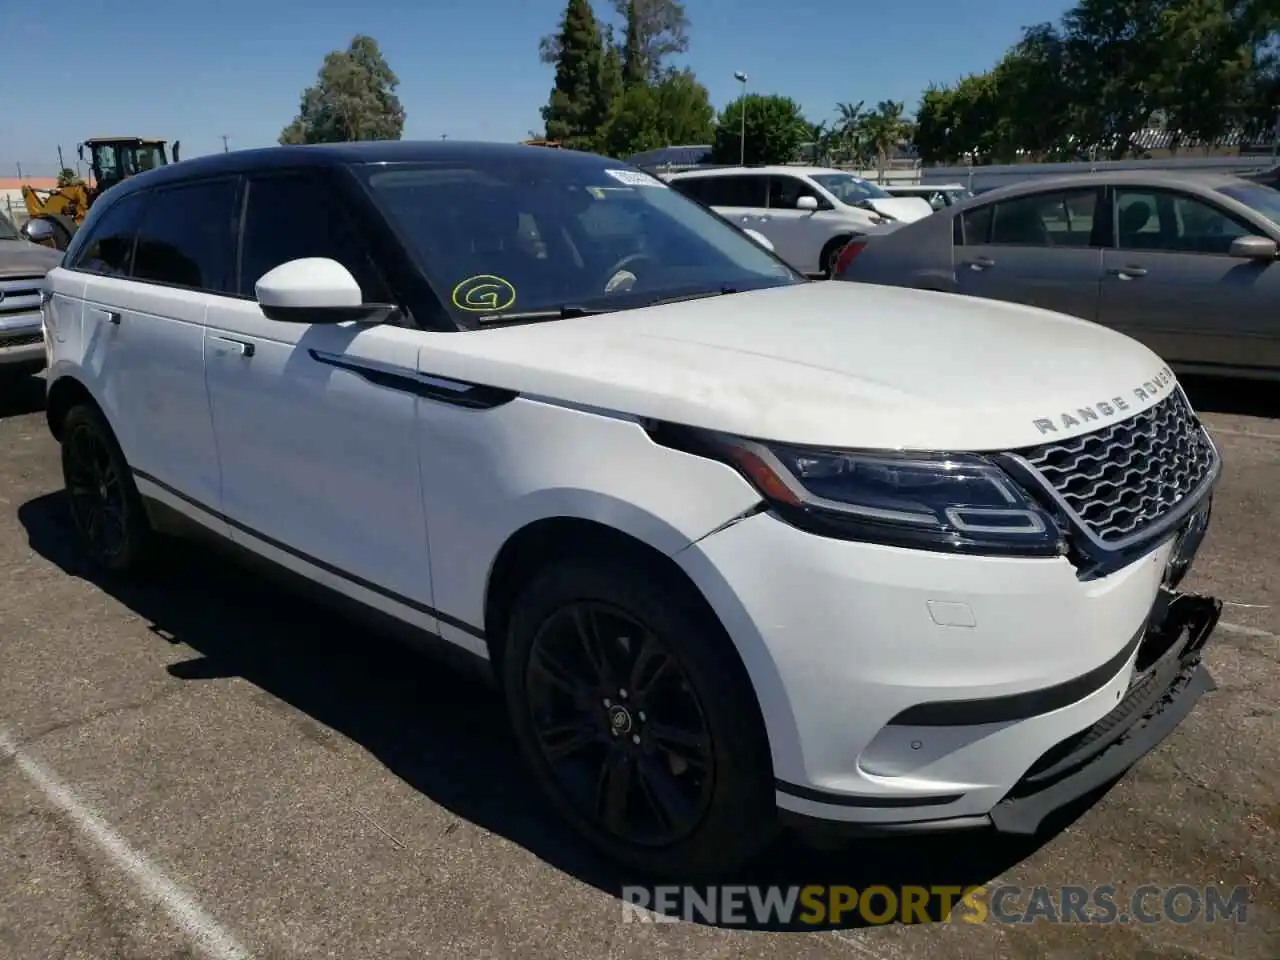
502;558;778;877
819;234;855;279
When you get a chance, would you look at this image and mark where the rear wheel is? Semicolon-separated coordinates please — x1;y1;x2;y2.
60;404;153;574
502;558;778;877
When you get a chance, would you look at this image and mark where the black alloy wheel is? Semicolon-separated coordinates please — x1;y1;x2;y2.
60;405;152;573
64;420;129;563
524;600;715;847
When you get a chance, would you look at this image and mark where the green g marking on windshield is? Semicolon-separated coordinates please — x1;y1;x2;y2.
452;275;517;312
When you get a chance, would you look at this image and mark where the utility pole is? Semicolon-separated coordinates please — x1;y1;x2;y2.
733;71;748;166
221;134;231;153
57;145;65;172
15;162;22;179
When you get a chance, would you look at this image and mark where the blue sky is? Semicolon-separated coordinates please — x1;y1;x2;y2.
3;0;1069;176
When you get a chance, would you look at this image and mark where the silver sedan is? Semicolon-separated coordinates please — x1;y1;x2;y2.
835;170;1280;379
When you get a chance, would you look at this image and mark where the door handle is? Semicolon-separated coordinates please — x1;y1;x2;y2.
1107;266;1148;279
756;216;771;222
88;307;121;325
969;256;995;271
739;216;752;223
209;336;255;358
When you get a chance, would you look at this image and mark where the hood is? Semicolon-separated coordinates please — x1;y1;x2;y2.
0;239;62;278
418;282;1180;452
863;196;933;223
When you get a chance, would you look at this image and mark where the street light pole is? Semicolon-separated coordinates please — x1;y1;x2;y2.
733;71;748;165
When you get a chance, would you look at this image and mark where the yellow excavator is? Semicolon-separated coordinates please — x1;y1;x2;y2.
21;136;180;250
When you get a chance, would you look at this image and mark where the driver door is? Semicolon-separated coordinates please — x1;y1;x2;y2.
203;170;441;635
765;175;827;273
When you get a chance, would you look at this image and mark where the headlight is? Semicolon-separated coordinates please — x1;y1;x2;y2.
651;426;1065;557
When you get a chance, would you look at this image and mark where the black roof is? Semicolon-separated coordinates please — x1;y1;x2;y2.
109;140;624;195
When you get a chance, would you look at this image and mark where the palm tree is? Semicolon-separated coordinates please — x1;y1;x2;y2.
835;100;865;165
862;100;909;177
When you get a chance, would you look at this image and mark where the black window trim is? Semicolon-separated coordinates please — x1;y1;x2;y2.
766;174;833;211
1107;184;1262;257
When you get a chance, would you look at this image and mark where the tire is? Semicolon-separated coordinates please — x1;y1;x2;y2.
60;404;153;574
502;557;778;878
819;234;854;279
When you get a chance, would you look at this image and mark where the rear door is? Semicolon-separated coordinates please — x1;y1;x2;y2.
1097;186;1280;369
74;181;233;524
686;174;770;235
954;186;1104;321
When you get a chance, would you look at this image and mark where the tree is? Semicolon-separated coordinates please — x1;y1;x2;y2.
711;93;809;165
595;68;714;158
279;35;404;144
861;100;910;172
540;0;609;148
612;0;689;84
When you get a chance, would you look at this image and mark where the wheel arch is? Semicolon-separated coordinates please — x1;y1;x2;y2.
45;373;105;442
482;515;775;776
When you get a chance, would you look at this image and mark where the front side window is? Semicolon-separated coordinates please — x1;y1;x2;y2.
1115;188;1252;255
808;173;890;205
989;189;1098;247
768;175;824;209
67;191;147;277
959;204;994;245
131;179;237;293
238;173;389;301
357;158;799;323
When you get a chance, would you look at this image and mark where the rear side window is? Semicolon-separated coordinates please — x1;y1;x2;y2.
132;179;238;293
238;173;389;302
692;175;768;208
68;192;147;277
988;189;1099;248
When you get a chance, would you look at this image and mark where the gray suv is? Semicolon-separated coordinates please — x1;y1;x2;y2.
0;212;61;381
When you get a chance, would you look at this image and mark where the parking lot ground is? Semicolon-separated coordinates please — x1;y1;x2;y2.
0;373;1277;960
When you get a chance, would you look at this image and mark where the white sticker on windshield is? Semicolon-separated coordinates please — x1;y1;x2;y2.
605;168;667;188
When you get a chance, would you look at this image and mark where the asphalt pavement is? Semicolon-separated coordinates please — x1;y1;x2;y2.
0;372;1276;960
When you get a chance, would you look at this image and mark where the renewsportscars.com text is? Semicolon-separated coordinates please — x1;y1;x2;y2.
621;884;1251;927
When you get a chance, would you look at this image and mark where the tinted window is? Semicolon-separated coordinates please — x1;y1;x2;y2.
68;191;146;276
988;189;1098;247
1116;188;1255;255
357;159;798;322
132;180;237;292
239;173;390;301
694;175;768;207
960;204;993;245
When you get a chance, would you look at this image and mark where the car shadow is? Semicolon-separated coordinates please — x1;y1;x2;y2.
1179;373;1280;419
0;372;46;419
18;490;1091;932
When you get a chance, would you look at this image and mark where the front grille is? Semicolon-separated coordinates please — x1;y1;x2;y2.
0;276;43;317
1015;391;1216;544
0;332;42;348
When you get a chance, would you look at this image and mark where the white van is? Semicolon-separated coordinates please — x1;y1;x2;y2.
667;165;932;276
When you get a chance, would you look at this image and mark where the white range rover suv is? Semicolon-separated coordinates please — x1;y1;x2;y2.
42;142;1223;878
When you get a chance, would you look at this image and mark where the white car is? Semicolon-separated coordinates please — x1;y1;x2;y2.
667;165;933;276
881;182;975;210
43;142;1223;878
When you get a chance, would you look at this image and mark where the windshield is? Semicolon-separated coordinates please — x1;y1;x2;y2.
1219;182;1280;228
808;173;891;205
0;212;18;241
357;157;801;323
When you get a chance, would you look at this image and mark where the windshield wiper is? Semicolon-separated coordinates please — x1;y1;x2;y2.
644;286;739;307
476;304;612;326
